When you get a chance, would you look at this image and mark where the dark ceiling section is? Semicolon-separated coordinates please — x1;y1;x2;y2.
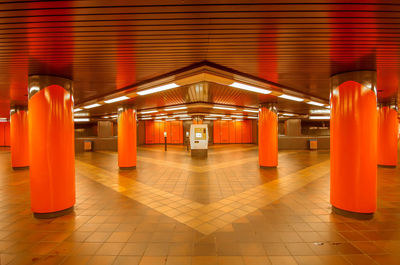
0;1;399;117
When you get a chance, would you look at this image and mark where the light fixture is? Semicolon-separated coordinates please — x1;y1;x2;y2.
213;106;236;111
209;114;225;117
325;105;331;109
165;118;176;121
231;115;244;118
104;96;130;104
229;82;271;94
140;115;151;118
279;94;304;102
29;86;40;94
282;113;295;116
156;113;167;116
141;117;152;120
102;116;109;119
140;110;158;114
243;109;258;113
179;118;192;121
310;109;330;114
137;83;179;96
306;101;324;107
247;116;258;119
309;116;330;120
110;115;118;118
173;114;190;118
74;108;83;112
0;118;8;122
221;118;232;121
74;112;89;117
204;117;217;120
83;103;101;109
154;116;164;119
164;106;187;111
74;118;90;122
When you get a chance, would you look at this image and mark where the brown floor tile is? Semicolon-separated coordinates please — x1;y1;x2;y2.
96;242;125;255
166;256;192;265
268;256;298;265
87;255;116;265
218;256;245;265
139;256;167;265
192;256;218;265
113;256;142;265
242;256;271;265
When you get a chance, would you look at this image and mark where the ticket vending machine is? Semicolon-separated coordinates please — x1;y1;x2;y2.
190;124;208;158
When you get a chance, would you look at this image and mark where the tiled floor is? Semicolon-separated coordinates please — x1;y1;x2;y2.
0;144;399;265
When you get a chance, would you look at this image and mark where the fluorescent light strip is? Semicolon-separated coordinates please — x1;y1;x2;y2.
74;118;90;122
164;106;187;111
209;114;225;117
140;110;158;114
231;115;244;118
173;114;190;118
213;106;236;111
229;82;271;94
243;109;258;113
104;96;130;104
247;116;258;119
74;112;89;117
221;118;232;120
309;116;330;120
279;94;304;102
137;83;179;96
310;109;330;114
165;119;176;121
204;118;217;120
74;108;83;112
179;118;192;120
141;117;152;120
306;101;324;107
83;103;101;109
156;113;167;116
282;113;295;116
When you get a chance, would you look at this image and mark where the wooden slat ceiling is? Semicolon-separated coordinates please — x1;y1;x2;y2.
0;0;399;117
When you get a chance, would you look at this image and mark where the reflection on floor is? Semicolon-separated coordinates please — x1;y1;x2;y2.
0;144;399;265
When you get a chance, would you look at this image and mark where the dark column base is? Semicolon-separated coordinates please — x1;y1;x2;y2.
378;164;396;168
33;206;74;219
119;166;136;170
12;166;29;170
191;149;208;158
332;206;374;220
260;165;277;169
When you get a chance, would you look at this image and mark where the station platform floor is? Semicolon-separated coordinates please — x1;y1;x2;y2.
0;144;399;265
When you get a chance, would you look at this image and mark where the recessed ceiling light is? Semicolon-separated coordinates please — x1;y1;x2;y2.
243;109;258;113
279;94;304;102
74;118;90;122
310;109;330;114
137;83;179;96
306;101;324;107
213;106;236;111
140;110;158;114
309;116;330;120
164;106;187;111
104;96;130;104
83;103;101;109
229;82;271;94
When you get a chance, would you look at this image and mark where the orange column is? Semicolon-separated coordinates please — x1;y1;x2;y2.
28;75;75;218
10;106;29;169
330;71;377;218
258;103;278;167
118;106;137;169
377;105;398;167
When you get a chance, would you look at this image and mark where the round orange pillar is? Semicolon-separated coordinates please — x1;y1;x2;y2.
330;71;377;218
10;106;29;169
377;105;398;167
28;75;75;218
118;106;137;169
258;103;278;167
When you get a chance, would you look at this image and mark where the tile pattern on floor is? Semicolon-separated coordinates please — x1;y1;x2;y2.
0;144;399;265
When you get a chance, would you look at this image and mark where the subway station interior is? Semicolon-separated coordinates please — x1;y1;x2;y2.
0;1;400;265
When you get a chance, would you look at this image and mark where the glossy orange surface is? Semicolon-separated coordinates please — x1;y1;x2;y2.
0;122;10;146
377;106;398;166
258;107;278;167
28;85;75;213
330;81;377;213
10;110;29;168
145;120;183;144
118;108;137;168
213;120;252;144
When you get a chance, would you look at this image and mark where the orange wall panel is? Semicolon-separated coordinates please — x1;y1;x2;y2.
229;121;236;143
0;123;5;146
4;122;10;146
220;121;229;143
235;121;242;143
145;120;183;144
213;120;221;143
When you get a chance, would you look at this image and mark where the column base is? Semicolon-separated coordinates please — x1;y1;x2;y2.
119;166;136;170
378;164;396;168
260;165;277;169
332;206;373;220
12;166;29;170
33;206;74;219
